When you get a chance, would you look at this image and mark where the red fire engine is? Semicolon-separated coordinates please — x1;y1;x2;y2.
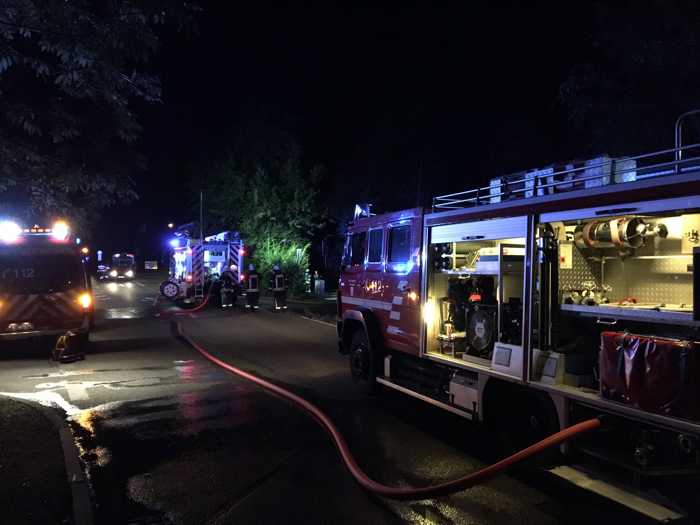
338;145;700;520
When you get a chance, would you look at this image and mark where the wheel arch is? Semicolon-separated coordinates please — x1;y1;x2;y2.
481;376;561;433
341;308;384;357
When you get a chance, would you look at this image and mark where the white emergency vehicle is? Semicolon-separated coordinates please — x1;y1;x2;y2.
160;230;245;300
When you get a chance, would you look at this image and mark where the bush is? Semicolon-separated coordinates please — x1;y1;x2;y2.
253;238;309;295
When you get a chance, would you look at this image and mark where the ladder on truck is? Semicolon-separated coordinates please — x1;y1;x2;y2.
191;241;205;300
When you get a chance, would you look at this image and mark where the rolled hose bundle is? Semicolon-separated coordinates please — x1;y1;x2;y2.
174;321;601;500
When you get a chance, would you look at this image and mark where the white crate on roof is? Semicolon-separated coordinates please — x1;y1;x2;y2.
524;167;552;197
612;157;637;183
489;176;505;204
489;172;531;203
582;155;612;188
544;162;577;194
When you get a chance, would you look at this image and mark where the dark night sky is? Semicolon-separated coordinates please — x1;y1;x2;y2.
100;3;597;254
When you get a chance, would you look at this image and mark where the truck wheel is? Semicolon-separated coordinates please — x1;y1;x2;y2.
494;392;560;465
160;280;179;300
349;330;378;393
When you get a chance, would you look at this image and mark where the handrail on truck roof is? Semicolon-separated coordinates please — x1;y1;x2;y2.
432;142;700;211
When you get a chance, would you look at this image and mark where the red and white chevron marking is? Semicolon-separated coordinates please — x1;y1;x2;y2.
0;291;83;323
191;244;205;286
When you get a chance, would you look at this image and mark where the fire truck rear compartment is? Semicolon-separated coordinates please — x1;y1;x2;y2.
424;211;700;423
536;211;700;423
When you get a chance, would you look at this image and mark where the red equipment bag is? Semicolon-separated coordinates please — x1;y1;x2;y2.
600;331;645;406
599;331;700;420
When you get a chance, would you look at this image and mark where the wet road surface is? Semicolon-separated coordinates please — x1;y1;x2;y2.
0;274;653;524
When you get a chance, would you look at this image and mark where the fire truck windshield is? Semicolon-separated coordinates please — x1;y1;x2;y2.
0;253;84;294
112;254;134;266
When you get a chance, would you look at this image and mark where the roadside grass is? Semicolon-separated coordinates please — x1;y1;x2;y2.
0;397;72;524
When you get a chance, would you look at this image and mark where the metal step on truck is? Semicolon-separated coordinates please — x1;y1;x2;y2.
337;142;700;521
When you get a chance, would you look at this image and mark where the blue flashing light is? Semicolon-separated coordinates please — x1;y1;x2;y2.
76;237;81;245
169;238;180;248
391;260;415;275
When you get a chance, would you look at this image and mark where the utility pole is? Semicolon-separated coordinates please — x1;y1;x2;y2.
199;190;204;244
194;190;205;300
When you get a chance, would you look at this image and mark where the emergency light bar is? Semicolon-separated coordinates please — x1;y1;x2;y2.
0;220;71;244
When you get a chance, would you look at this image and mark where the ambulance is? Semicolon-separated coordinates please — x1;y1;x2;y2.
0;221;92;353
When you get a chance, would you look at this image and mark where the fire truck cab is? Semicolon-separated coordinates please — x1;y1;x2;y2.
0;221;92;353
339;146;700;520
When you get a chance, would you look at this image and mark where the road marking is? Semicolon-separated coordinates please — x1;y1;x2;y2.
24;370;95;379
65;384;90;401
0;391;81;415
135;282;145;287
302;316;336;328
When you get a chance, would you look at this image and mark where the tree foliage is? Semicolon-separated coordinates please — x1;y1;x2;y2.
0;0;197;230
255;238;310;295
199;139;325;292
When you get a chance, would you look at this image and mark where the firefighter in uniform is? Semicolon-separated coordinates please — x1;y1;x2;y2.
269;264;287;310
244;263;260;310
219;267;237;308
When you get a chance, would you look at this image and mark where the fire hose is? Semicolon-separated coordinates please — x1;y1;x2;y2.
174;321;602;500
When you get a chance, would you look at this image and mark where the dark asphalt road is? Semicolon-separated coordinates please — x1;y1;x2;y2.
0;273;652;524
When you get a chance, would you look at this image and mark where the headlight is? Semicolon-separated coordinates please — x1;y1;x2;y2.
125;270;134;278
78;292;92;309
51;221;69;241
109;270;118;277
0;221;21;243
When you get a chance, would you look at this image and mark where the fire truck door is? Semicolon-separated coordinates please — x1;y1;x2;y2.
342;231;366;298
364;226;385;310
383;218;421;354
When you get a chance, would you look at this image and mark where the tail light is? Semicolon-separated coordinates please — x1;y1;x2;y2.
186;274;193;282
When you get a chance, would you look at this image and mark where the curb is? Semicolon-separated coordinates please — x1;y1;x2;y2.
301;316;336;328
0;395;94;525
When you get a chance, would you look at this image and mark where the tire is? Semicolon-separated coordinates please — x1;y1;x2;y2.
160;280;180;300
348;330;378;393
492;389;560;465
